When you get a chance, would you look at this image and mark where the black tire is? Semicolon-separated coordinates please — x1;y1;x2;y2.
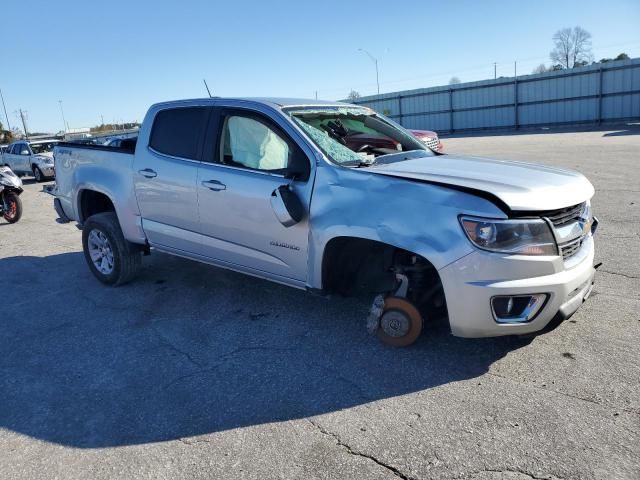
82;212;142;286
2;192;22;224
33;166;44;182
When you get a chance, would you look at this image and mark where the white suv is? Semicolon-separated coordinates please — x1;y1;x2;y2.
2;140;59;182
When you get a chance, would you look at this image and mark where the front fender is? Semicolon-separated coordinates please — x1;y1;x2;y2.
307;163;505;289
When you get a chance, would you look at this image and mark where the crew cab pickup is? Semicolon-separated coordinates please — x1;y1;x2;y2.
52;98;598;346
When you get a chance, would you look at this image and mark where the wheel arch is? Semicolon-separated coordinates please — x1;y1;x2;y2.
76;188;116;224
318;234;443;296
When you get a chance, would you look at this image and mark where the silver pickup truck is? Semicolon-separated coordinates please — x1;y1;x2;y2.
52;98;598;346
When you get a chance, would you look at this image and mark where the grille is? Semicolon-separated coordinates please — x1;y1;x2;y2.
539;202;587;261
424;137;439;151
544;202;585;228
560;237;583;260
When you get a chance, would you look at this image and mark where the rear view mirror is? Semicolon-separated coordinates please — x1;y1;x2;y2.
270;185;305;227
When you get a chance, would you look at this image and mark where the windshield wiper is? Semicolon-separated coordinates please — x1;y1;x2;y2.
342;158;376;168
357;159;376;168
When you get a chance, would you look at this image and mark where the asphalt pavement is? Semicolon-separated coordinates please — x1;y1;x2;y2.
0;125;638;479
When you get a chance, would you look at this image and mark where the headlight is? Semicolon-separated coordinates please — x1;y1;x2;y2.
460;216;558;256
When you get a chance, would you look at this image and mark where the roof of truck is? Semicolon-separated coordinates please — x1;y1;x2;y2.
237;97;351;107
153;97;356;109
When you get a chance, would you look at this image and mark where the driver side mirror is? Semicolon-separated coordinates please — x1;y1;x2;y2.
270;185;305;227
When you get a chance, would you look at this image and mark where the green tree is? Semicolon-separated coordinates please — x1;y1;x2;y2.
599;54;630;64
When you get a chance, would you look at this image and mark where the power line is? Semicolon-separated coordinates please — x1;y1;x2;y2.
321;40;640;98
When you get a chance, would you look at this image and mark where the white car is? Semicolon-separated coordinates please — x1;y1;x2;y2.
2;140;60;182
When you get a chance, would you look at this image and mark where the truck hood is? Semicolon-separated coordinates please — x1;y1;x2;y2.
367;154;594;212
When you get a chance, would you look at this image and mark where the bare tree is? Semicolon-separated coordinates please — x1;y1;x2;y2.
550;28;572;69
448;76;461;85
346;90;361;101
550;26;593;69
532;64;548;74
571;26;593;67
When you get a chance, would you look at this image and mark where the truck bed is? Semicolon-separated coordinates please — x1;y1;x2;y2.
57;137;137;154
53;141;139;233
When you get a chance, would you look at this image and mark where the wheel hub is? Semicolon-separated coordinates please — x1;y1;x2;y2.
88;230;114;275
380;309;411;338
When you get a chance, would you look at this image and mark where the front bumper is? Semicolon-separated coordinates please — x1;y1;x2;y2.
39;165;55;177
439;234;596;337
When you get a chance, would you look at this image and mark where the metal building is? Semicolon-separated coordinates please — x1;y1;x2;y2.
349;57;640;133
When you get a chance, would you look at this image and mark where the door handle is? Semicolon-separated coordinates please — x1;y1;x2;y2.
201;180;226;191
138;168;157;178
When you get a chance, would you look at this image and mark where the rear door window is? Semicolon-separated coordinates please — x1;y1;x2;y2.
149;107;208;160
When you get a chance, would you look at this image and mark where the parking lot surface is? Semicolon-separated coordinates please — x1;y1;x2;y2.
1;126;638;479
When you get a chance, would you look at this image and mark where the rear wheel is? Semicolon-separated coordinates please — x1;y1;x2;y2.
82;212;141;286
2;192;22;223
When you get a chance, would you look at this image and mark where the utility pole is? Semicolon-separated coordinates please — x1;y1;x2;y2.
514;61;517;77
101;115;104;126
58;100;68;133
359;48;380;95
494;62;497;79
315;91;318;100
0;88;11;131
19;109;29;139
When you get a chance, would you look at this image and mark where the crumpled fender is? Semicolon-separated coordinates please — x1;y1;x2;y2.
306;162;506;290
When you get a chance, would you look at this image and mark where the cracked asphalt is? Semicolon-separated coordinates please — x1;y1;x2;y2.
1;125;639;479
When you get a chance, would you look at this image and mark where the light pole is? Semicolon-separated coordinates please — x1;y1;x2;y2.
358;48;380;95
58;100;68;133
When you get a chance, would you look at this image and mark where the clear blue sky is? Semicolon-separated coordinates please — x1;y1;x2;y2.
1;0;638;133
